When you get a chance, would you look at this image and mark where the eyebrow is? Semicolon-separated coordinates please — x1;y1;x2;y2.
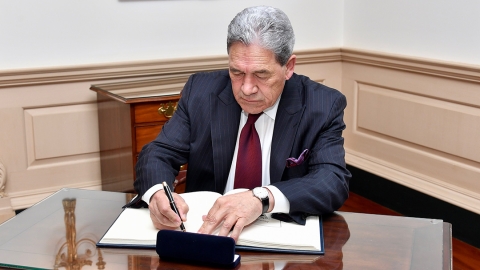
229;67;243;73
229;67;270;75
255;69;269;74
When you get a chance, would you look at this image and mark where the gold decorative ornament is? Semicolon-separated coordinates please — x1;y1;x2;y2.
158;101;178;118
54;199;106;270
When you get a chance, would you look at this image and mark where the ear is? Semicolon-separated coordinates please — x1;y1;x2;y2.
284;55;296;80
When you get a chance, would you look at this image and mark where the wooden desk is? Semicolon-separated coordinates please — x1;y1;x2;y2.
90;77;185;191
0;189;451;269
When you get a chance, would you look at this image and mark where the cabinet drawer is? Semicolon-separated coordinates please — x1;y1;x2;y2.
134;100;179;124
135;125;162;153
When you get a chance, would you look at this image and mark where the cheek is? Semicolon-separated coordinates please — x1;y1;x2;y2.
230;80;242;95
262;81;283;101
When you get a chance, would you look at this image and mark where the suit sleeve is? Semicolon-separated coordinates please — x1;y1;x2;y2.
133;76;194;197
272;93;351;225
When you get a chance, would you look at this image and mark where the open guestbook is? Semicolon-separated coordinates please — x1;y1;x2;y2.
97;190;324;255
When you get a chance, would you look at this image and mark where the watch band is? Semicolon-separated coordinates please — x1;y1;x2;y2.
252;188;269;214
260;196;269;214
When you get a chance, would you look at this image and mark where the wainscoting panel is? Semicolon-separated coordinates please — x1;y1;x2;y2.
0;81;106;210
24;104;99;164
357;82;480;163
342;49;480;214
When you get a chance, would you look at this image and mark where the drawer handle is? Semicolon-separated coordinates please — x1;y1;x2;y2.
158;101;177;118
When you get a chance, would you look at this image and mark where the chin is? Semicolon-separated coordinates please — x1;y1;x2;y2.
239;100;267;114
242;107;264;114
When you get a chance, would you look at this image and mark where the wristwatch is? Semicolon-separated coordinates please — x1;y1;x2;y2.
252;187;270;214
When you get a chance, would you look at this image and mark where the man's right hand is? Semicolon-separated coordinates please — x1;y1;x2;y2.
148;189;189;230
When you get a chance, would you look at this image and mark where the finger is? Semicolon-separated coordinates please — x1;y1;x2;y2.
160;201;183;225
198;213;221;234
149;202;178;228
217;214;238;237
150;191;182;226
149;210;178;230
229;217;247;242
172;193;189;221
198;203;223;234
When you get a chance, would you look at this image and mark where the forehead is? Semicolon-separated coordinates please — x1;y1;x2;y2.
228;43;280;71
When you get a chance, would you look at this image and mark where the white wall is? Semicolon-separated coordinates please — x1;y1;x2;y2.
2;0;480;70
344;0;480;66
0;0;343;71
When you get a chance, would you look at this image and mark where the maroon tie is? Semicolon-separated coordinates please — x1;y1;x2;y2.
234;113;262;189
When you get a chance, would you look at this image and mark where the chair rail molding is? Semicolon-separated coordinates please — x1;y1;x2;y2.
0;48;342;89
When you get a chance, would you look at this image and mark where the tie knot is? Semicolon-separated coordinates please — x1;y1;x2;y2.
246;113;262;124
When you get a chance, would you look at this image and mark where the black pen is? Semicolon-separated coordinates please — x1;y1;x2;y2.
162;181;186;232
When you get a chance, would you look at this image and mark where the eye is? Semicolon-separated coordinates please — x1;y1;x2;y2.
255;72;268;80
230;70;244;78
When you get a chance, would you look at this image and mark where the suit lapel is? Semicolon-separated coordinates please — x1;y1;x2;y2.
211;83;242;193
270;76;305;183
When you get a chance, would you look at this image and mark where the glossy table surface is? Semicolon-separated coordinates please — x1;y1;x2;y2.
0;188;451;269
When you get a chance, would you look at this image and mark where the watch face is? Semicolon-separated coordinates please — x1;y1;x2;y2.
254;187;268;199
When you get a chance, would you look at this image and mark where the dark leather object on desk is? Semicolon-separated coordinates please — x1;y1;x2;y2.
157;230;240;268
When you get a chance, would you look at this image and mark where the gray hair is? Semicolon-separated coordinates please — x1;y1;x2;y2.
227;6;295;66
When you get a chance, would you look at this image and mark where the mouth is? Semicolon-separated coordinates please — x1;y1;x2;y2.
241;97;259;103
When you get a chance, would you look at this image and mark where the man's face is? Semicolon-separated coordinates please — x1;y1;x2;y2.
228;42;296;114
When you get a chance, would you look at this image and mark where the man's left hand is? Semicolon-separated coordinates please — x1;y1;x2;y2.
197;190;263;242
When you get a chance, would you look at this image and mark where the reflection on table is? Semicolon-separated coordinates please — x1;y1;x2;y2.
0;188;450;270
54;199;105;270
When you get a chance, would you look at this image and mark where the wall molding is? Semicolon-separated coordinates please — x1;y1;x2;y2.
2;48;480;88
341;48;480;83
0;56;227;89
0;49;342;89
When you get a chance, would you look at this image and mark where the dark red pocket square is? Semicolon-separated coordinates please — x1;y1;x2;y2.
286;149;310;168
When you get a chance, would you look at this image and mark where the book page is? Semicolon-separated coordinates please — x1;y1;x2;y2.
237;214;320;251
179;191;222;232
99;207;157;245
99;191;221;245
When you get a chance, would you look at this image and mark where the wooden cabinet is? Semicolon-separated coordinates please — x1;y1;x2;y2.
132;101;178;165
91;78;184;192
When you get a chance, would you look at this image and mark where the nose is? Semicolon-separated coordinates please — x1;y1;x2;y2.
241;75;258;95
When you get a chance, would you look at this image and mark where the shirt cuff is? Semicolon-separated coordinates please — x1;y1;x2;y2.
142;184;164;205
265;185;290;213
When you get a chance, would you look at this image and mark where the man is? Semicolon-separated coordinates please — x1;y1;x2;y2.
133;6;350;242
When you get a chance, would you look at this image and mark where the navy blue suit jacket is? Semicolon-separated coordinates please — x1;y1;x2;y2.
134;70;350;224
